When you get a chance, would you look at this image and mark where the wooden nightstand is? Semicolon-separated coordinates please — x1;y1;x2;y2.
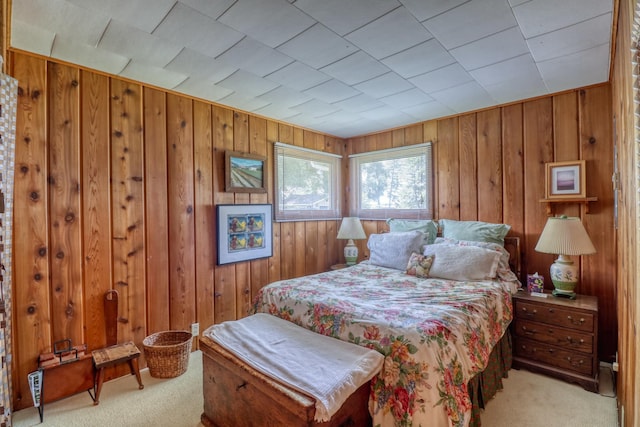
330;263;350;270
512;290;599;392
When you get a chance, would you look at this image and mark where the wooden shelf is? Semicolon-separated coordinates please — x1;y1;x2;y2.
539;197;598;215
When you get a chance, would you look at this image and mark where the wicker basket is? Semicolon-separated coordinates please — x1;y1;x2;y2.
143;330;193;378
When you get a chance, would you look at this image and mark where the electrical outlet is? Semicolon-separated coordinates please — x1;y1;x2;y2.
612;361;619;372
191;322;199;336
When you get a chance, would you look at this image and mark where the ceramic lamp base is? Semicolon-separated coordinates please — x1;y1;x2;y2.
550;255;578;299
344;239;358;266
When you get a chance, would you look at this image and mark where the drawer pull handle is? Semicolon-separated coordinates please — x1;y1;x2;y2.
547;348;554;354
566;315;585;325
522;307;537;315
521;326;537;335
567;357;584;366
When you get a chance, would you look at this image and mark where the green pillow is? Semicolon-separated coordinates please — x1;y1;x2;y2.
440;219;510;246
386;219;438;244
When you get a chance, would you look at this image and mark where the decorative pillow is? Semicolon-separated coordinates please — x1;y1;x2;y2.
423;244;501;281
405;252;434;278
387;218;438;244
440;219;511;246
367;231;425;271
433;237;518;282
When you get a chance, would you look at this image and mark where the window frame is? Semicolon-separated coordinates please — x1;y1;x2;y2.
273;142;342;222
349;142;433;220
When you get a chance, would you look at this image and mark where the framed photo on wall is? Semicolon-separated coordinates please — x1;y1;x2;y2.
225;150;267;193
217;204;273;265
545;160;586;199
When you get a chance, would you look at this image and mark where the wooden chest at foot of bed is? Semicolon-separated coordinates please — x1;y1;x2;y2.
200;335;372;427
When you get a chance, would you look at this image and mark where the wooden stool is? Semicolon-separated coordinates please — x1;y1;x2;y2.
91;341;144;405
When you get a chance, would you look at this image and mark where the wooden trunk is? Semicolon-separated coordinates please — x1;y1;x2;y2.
200;335;372;427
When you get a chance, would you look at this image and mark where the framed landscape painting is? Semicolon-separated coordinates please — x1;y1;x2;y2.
217;204;273;265
225;150;266;193
545;160;586;199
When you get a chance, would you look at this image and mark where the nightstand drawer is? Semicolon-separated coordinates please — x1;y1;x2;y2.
513;319;593;354
514;337;593;376
514;300;594;332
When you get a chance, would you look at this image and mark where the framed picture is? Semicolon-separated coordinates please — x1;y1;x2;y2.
545;160;586;199
217;204;273;265
225;150;266;193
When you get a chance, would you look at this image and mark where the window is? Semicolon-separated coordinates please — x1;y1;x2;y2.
274;142;342;221
350;143;432;220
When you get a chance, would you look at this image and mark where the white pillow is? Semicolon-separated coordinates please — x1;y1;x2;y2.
423;244;501;281
367;231;425;270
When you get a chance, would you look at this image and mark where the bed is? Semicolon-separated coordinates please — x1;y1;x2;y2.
250;220;522;427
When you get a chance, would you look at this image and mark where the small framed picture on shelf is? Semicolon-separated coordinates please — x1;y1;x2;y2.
545;160;586;199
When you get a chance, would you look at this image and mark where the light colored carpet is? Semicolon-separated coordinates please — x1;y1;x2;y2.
12;351;617;427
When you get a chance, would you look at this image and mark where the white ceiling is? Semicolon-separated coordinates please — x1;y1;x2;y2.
11;0;613;138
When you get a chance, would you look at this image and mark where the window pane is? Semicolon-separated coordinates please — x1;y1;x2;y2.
360;155;426;210
350;143;432;220
274;142;341;221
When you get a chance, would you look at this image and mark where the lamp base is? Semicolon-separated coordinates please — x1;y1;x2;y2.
344;239;358;266
550;255;578;300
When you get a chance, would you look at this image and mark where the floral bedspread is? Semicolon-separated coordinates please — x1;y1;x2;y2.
251;263;514;427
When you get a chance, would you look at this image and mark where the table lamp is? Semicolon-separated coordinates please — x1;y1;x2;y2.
337;217;366;265
534;215;596;299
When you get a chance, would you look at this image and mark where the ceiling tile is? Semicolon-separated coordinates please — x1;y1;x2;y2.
430;81;495;113
100;20;183;67
290;99;340;117
258;86;313;108
215;37;294;77
119;61;188;89
293;0;399;36
174;78;234;101
217;70;280;97
253;103;301;121
265;61;331;91
470;54;547;103
538;43;610;93
399;0;468;22
410;63;473;93
277;24;359;69
66;0;175;33
320;51;390;85
218;0;316;48
13;0;109;47
152;2;244;58
304;80;361;103
346;7;432;59
52;36;130;75
402;101;456;120
527;13;611;62
332;94;386;113
382;39;455;78
10;20;55;57
218;92;272;112
424;0;517;49
179;0;236;20
450;26;528;71
380;88;434;109
513;0;613;38
164;48;238;82
355;72;414;98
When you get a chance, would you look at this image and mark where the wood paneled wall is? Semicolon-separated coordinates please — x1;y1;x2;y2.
347;85;616;367
8;51;343;410
612;0;639;425
8;50;617;412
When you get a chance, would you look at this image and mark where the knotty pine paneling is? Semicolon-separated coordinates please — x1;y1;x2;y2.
8;49;618;411
612;1;638;424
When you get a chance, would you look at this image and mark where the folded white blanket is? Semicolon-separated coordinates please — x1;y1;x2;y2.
208;313;384;422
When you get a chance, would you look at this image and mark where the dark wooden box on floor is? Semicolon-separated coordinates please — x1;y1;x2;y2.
200;335;372;427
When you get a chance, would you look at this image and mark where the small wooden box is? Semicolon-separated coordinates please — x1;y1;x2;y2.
200;335;372;427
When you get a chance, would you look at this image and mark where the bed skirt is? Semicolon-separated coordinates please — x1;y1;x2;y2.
468;330;513;427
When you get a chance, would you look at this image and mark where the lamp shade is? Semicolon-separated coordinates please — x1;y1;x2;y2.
337;217;366;240
534;216;596;256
